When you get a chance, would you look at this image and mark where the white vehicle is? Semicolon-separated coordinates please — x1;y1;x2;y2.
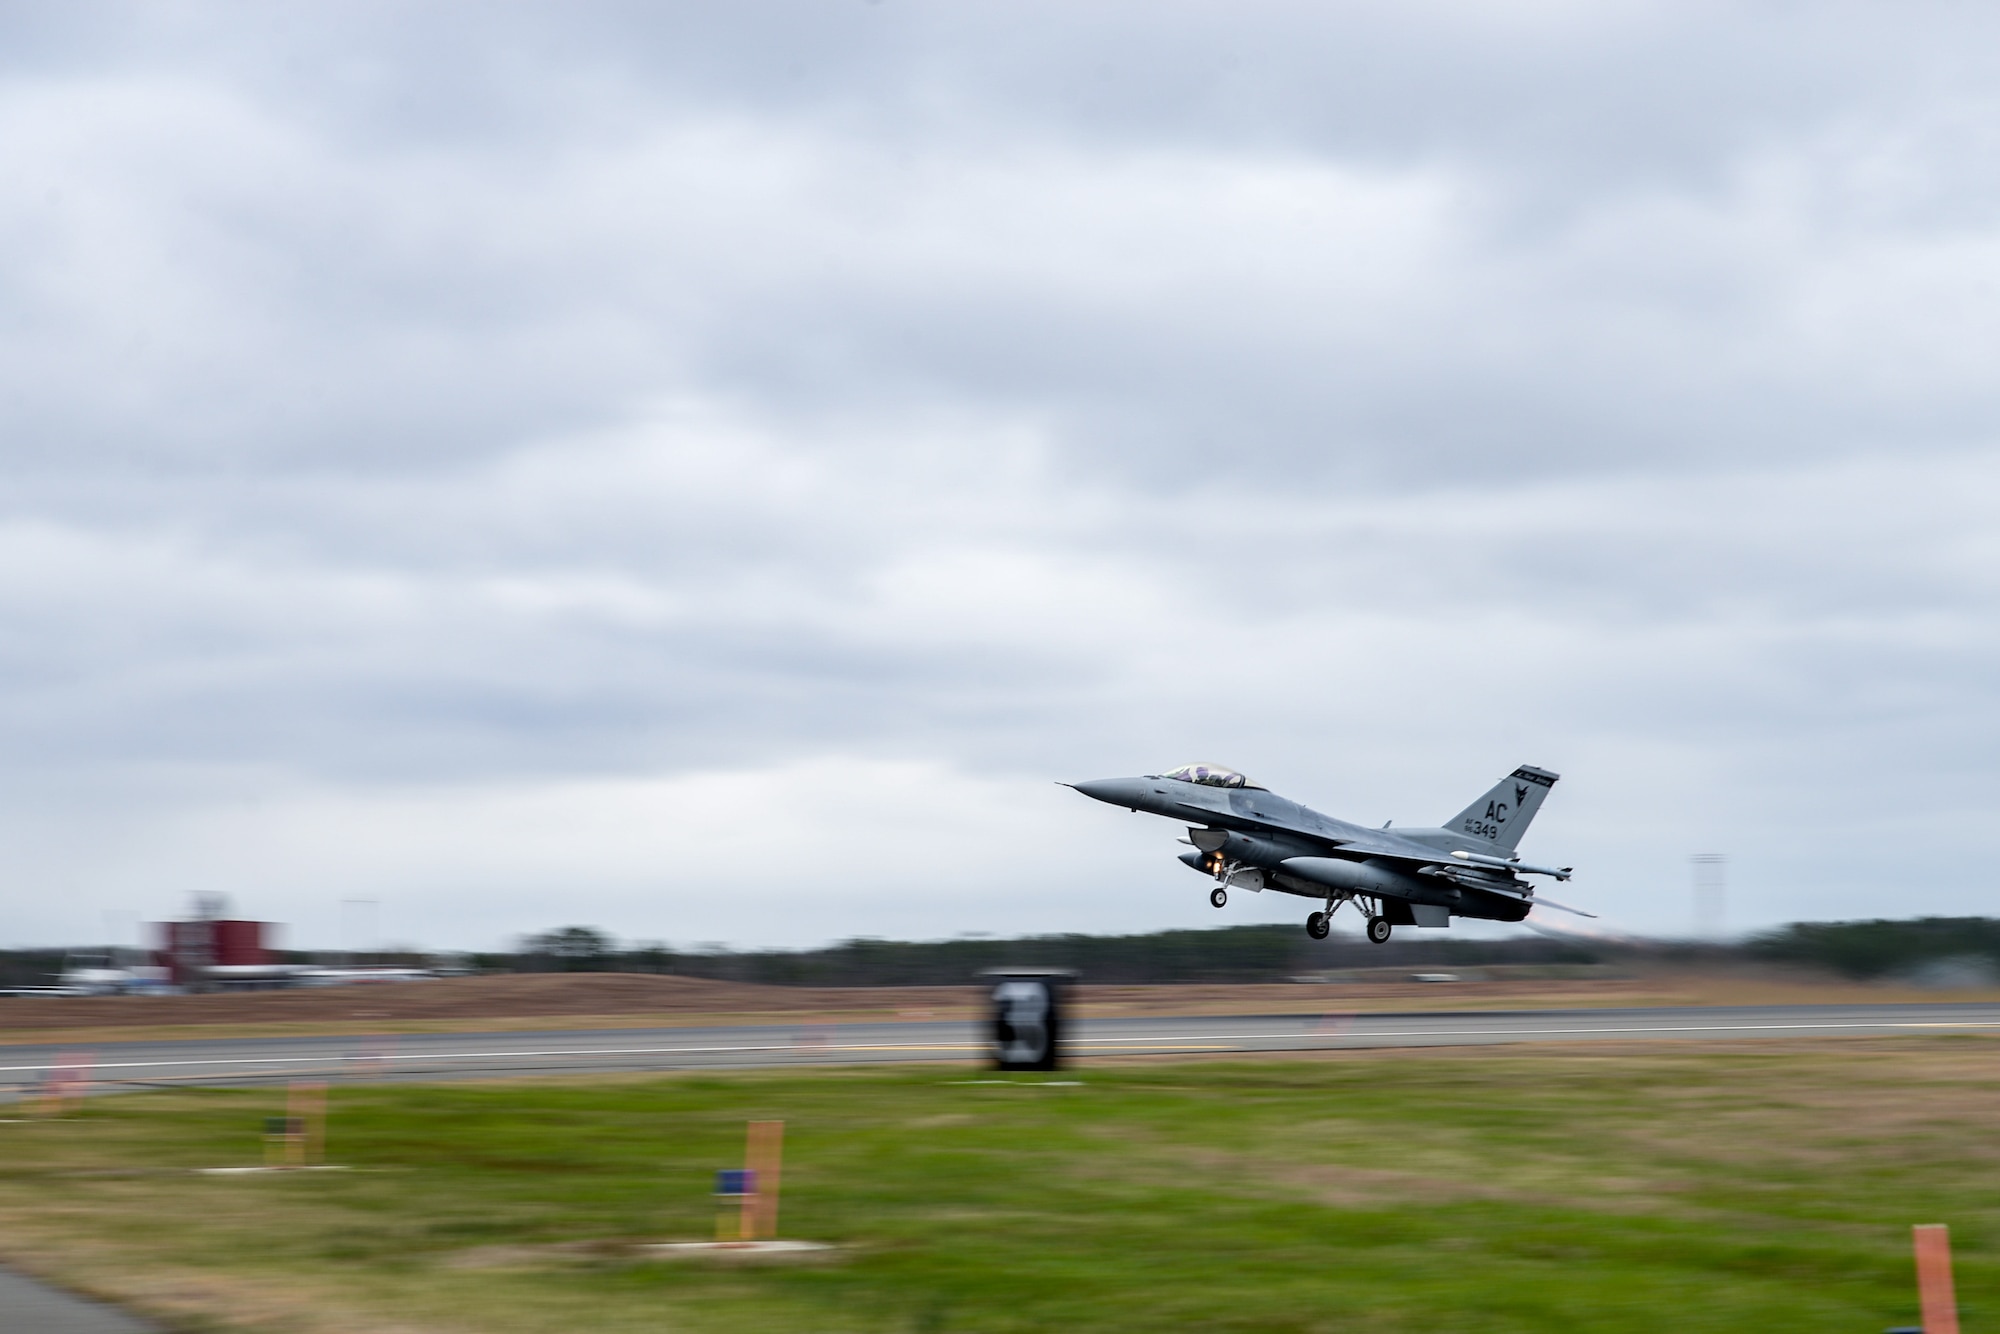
56;951;134;996
293;967;436;987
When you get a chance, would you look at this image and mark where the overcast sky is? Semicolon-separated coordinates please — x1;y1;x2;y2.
3;2;1998;952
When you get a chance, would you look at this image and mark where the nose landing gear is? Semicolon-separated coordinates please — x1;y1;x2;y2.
1209;886;1228;909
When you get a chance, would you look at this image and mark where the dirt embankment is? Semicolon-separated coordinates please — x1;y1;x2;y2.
0;973;979;1036
3;965;1993;1044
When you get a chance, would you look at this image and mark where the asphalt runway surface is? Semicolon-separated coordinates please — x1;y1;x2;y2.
6;1002;2000;1099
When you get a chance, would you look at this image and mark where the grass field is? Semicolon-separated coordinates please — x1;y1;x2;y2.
1;1041;1993;1332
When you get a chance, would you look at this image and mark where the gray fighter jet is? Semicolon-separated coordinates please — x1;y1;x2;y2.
1069;763;1589;942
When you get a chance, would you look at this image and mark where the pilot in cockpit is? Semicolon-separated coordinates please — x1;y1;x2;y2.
1162;763;1257;790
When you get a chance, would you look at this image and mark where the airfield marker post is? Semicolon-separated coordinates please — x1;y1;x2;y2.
1914;1224;1959;1334
984;970;1072;1073
746;1120;784;1240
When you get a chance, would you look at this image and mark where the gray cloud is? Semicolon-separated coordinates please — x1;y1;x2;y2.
0;3;1996;947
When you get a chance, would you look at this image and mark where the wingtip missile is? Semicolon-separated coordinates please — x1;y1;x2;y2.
1451;849;1572;880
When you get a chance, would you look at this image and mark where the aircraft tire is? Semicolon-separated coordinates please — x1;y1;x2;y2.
1209;887;1228;908
1366;916;1392;945
1305;911;1330;940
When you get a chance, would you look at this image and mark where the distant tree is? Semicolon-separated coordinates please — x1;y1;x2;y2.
483;922;1604;985
521;926;614;972
623;941;675;974
1747;917;2000;979
0;949;67;989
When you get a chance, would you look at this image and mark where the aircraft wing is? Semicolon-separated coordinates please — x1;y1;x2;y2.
1278;833;1596;917
1173;790;1591;915
1304;831;1415;858
1321;829;1575;882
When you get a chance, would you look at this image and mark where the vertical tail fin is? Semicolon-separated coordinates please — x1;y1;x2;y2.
1445;766;1559;853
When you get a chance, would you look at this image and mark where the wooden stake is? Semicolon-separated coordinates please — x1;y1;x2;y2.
1914;1224;1959;1334
745;1120;784;1240
67;1052;91;1114
37;1051;91;1117
31;1061;58;1118
289;1082;328;1165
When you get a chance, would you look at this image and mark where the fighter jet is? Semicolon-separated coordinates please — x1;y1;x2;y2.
1069;763;1589;942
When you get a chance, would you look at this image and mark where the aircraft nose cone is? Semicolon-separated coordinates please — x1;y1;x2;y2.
1071;777;1140;806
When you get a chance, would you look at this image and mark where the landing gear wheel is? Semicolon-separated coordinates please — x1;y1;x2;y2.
1209;886;1228;908
1366;916;1392;945
1306;911;1330;940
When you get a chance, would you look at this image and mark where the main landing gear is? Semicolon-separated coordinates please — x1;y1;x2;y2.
1299;896;1391;944
1209;886;1228;909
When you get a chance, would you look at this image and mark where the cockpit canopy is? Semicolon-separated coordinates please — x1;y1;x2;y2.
1161;763;1262;790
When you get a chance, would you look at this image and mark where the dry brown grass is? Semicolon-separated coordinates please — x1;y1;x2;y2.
4;964;1995;1048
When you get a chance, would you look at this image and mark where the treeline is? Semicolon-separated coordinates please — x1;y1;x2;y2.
0;950;66;989
11;916;2000;990
504;916;2000;986
505;923;1600;985
1744;917;2000;980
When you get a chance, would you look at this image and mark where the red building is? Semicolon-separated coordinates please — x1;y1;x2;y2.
154;916;273;987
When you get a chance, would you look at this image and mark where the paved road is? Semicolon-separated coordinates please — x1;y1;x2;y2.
0;1268;155;1333
6;1003;2000;1099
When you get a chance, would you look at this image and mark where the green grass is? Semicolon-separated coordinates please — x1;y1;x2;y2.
1;1043;1994;1332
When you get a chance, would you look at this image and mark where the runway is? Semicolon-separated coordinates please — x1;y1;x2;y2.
6;1002;2000;1098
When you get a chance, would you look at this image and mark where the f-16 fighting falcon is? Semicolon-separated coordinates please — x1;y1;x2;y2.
1068;764;1590;943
